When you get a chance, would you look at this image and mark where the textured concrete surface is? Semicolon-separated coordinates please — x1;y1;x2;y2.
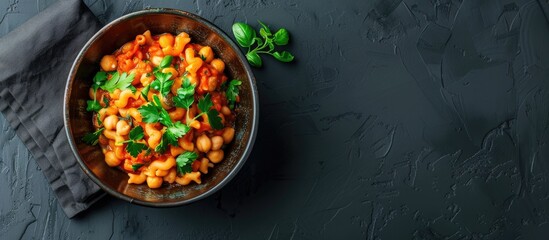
2;0;549;239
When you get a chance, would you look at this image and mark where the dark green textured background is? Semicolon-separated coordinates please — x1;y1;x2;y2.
2;0;549;239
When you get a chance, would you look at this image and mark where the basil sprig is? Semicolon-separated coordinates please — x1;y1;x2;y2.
232;21;294;67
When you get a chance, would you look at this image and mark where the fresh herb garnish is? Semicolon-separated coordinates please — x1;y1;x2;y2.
82;128;104;145
150;72;174;97
131;164;143;172
100;72;135;93
141;84;151;101
173;77;195;109
86;72;109;112
197;94;223;130
232;21;294;67
123;126;148;157
86;100;101;112
153;55;173;73
138;95;190;153
176;151;198;174
92;71;108;89
103;96;110;107
225;79;242;109
159;55;173;68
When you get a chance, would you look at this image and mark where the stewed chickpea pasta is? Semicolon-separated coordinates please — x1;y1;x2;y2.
84;30;240;189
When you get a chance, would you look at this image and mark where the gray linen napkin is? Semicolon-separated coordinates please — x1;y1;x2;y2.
0;0;105;218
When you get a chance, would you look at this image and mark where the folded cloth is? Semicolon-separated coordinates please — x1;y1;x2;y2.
0;0;105;218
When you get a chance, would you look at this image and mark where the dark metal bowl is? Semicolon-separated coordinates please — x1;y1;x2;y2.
64;9;258;207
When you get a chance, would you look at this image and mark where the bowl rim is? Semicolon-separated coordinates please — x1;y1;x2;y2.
63;8;259;207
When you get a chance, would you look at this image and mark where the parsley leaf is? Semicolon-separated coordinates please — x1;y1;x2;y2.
125;126;148;157
86;100;101;112
162;121;190;147
194;94;224;129
100;72;135;93
131;164;143;172
141;84;151;101
126;141;148;157
129;125;145;140
138;103;161;123
103;96;110;107
207;109;224;130
92;71;108;90
176;151;198;174
150;72;174;97
226;79;242;109
169;121;190;138
173;77;195;109
96;112;103;127
138;96;188;153
155;136;168;153
198;93;213;113
138;95;172;126
82;128;104;145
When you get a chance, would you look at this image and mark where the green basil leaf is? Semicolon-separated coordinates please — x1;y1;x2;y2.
273;28;290;45
272;51;294;62
254;37;264;46
159;55;173;68
258;20;272;36
232;22;256;48
246;51;262;67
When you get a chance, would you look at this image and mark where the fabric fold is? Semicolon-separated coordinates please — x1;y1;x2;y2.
0;0;105;218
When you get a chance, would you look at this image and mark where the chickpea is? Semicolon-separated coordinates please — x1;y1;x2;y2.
105;151;123;167
221;106;231;116
151;56;163;66
114;145;125;159
207;149;224;163
100;55;117;71
103;115;119;130
210;59;225;72
196;134;212;153
146;176;163;189
198;46;214;63
116;120;131;136
222;127;235;144
211;136;224;151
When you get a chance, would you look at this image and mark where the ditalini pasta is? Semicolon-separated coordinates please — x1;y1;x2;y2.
82;30;242;189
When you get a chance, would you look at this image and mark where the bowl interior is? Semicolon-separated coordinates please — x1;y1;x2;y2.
65;9;257;206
